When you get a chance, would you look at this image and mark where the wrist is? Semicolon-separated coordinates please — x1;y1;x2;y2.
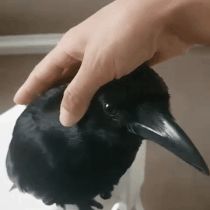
120;0;210;45
163;0;210;45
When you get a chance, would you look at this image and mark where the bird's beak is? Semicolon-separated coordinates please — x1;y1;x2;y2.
127;104;209;175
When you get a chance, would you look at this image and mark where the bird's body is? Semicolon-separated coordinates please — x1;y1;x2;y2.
6;65;209;210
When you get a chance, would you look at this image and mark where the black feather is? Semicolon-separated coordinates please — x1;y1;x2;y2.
6;64;199;209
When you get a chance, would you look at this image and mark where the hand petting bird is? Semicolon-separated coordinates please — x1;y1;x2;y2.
6;65;209;210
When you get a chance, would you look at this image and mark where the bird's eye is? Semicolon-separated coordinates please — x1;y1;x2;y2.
103;103;117;116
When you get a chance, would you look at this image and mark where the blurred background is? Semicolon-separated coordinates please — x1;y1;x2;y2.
0;0;210;210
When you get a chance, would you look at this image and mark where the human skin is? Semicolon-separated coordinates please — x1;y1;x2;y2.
14;0;210;126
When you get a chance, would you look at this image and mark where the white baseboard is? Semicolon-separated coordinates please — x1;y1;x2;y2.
0;34;209;56
0;33;62;55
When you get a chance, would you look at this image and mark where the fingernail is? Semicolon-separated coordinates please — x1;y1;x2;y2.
60;107;75;127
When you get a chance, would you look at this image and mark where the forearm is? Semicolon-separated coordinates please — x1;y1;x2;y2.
118;0;210;45
166;0;210;45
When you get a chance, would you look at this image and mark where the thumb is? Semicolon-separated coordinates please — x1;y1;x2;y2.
59;60;113;127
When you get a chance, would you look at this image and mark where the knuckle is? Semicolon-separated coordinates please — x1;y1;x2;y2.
59;30;85;61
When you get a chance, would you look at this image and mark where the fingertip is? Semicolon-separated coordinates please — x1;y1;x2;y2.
59;107;75;127
59;87;89;127
14;83;42;105
13;88;30;105
13;93;21;104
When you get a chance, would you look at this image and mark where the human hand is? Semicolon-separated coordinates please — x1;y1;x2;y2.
14;0;209;126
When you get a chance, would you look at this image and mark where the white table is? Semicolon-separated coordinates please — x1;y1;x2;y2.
0;106;146;210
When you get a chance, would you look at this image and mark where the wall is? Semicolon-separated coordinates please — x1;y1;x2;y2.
0;0;111;35
142;48;210;210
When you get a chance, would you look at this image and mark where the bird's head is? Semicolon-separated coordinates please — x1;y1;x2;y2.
80;65;209;175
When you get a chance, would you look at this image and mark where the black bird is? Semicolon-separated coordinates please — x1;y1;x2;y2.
6;65;209;210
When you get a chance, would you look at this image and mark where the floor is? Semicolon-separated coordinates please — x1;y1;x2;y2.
0;47;210;210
